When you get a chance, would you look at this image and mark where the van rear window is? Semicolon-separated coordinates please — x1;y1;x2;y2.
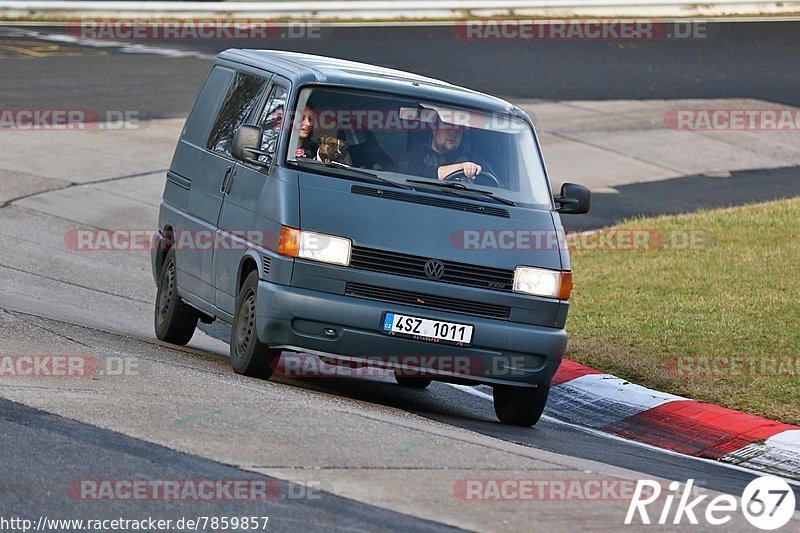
181;66;234;147
206;71;269;157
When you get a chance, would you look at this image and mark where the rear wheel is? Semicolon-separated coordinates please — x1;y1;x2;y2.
154;248;199;345
493;382;550;427
230;270;281;379
393;371;433;389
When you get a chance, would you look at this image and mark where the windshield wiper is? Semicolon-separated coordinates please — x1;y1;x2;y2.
290;159;411;189
406;179;516;206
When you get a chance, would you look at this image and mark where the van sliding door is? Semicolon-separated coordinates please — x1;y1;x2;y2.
214;77;290;315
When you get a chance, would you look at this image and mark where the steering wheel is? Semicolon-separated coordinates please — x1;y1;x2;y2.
443;168;502;188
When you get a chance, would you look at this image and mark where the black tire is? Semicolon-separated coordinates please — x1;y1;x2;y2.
393;371;433;389
154;248;199;345
230;270;281;379
493;382;550;427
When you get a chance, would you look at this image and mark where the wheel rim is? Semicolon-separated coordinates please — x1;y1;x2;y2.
234;288;257;360
157;260;175;326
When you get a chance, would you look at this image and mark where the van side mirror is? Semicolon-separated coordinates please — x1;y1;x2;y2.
232;125;273;167
555;182;591;214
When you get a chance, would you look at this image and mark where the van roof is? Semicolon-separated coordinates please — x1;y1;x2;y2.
218;49;522;117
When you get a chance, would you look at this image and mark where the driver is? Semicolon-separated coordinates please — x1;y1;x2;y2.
398;116;493;181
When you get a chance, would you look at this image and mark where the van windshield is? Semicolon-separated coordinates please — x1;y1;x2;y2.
285;86;553;208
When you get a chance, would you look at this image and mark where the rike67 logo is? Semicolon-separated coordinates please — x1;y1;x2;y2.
626;476;796;530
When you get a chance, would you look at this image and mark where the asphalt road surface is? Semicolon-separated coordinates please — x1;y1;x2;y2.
2;21;800;118
1;397;457;532
1;20;799;530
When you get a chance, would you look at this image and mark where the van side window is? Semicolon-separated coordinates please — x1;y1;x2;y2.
207;72;269;156
257;85;288;159
181;66;235;147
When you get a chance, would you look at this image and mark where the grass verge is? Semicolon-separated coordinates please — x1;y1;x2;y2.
566;198;800;425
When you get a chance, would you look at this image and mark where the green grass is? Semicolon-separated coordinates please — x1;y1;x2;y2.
566;198;800;424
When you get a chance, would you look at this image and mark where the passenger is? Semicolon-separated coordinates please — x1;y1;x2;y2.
293;105;317;159
399;117;493;181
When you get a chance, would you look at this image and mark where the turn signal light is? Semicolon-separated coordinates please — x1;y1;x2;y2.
277;226;300;257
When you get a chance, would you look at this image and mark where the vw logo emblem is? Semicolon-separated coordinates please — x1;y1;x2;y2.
424;259;445;280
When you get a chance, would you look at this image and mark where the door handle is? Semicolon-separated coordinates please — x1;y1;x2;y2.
220;166;234;194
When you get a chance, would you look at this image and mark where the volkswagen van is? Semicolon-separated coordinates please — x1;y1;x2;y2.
152;50;590;426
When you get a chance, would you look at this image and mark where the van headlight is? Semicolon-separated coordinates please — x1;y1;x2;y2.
278;227;351;266
513;266;572;300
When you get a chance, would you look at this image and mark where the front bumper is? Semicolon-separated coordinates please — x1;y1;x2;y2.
256;280;567;387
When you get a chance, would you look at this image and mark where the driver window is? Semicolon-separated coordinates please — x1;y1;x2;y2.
257;85;288;162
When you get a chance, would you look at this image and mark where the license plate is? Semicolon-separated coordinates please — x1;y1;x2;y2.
382;312;473;345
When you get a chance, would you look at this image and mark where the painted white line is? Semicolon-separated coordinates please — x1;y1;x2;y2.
553;372;685;409
545;372;686;428
542;412;800;486
447;382;494;401
767;429;800;450
443;382;800;486
1;27;214;59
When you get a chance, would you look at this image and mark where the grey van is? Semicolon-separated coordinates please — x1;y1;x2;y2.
152;50;590;426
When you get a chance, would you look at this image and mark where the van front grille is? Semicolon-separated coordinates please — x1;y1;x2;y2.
350;246;514;292
345;282;511;320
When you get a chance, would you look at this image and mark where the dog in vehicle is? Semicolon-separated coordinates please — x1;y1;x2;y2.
316;136;349;164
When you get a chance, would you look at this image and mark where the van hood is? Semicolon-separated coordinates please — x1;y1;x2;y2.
298;173;563;271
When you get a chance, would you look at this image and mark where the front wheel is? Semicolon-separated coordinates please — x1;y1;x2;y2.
493;382;550;427
154;248;199;345
230;270;281;379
